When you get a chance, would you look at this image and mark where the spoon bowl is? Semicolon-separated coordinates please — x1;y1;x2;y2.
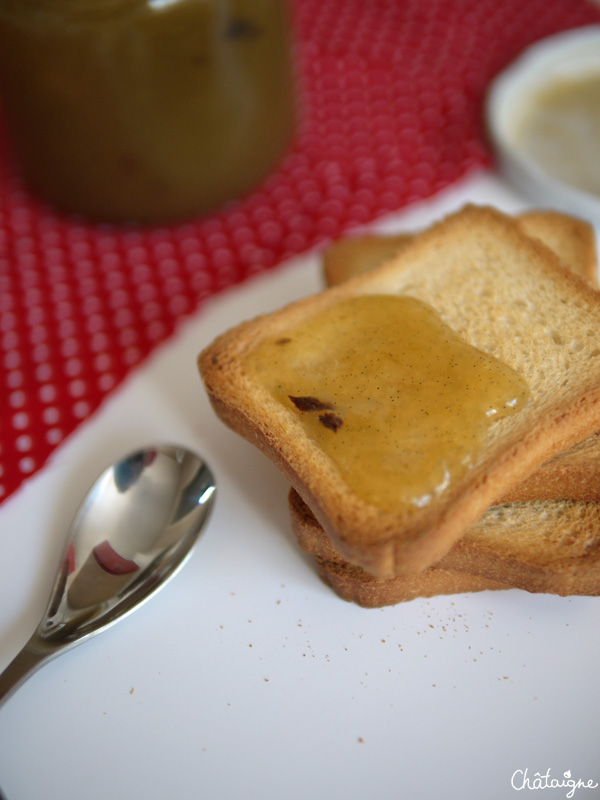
0;444;216;707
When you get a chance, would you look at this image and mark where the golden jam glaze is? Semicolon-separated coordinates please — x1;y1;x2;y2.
245;295;530;512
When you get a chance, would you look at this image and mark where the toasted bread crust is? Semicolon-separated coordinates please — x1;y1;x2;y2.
315;558;508;608
289;487;600;605
200;205;600;577
517;211;598;286
289;488;508;607
437;500;600;596
322;209;598;288
500;432;600;502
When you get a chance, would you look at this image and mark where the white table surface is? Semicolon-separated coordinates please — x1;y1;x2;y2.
1;170;599;800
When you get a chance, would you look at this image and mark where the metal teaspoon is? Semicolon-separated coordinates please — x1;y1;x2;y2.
0;444;216;708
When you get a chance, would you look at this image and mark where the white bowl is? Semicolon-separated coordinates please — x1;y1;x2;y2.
486;25;600;223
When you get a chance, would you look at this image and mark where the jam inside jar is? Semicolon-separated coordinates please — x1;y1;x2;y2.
0;0;296;223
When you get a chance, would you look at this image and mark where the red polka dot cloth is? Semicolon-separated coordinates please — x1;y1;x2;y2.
1;0;599;505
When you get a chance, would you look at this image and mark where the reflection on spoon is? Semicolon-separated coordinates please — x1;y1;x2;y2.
0;444;216;708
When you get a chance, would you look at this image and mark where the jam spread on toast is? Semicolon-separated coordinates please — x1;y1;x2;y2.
246;295;529;512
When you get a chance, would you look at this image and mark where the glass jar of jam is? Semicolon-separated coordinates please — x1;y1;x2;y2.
0;0;296;223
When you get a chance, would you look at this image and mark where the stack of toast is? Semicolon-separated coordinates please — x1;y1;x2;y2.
199;205;600;607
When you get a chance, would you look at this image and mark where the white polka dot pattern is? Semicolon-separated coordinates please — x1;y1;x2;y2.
0;0;598;502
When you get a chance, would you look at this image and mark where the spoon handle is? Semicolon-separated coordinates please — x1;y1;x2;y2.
0;636;52;708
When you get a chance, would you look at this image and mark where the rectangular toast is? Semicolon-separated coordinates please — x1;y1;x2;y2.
322;209;598;287
199;205;600;579
282;210;600;607
289;487;600;606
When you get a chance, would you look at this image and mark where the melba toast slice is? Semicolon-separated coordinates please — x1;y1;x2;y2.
289;488;600;605
322;209;600;504
199;206;600;578
288;488;510;607
322;209;598;288
315;560;508;608
294;209;600;606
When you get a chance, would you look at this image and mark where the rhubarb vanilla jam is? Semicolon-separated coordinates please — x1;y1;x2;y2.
246;295;529;512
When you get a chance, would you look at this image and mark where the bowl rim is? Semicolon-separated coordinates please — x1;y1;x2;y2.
485;24;600;221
